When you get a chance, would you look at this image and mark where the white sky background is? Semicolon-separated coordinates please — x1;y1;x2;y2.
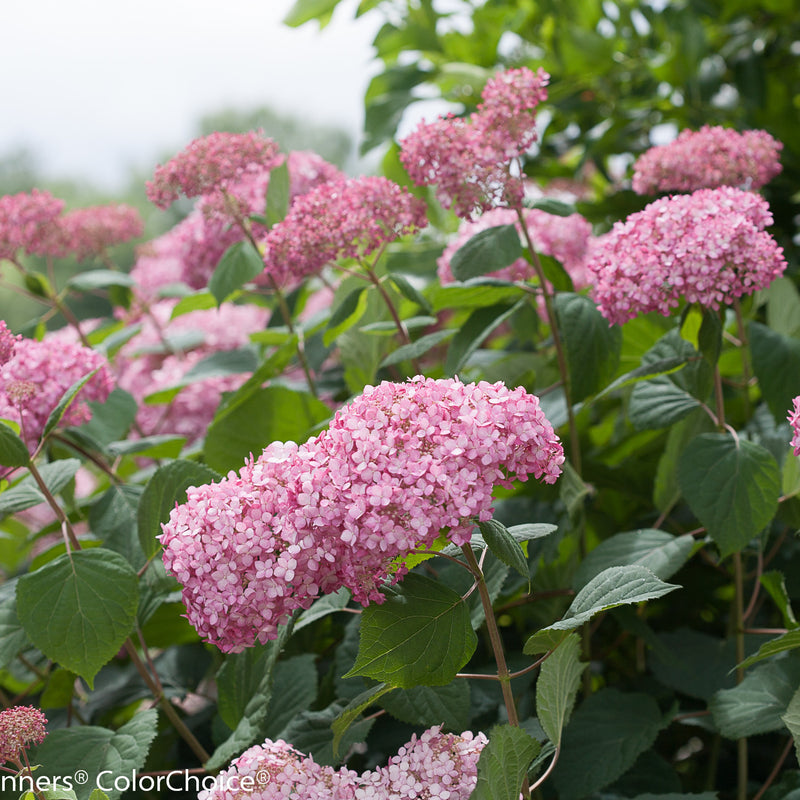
0;0;379;190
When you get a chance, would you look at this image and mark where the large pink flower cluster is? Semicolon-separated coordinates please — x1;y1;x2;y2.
0;329;114;449
0;705;48;764
789;397;800;456
400;67;549;218
437;207;592;286
115;300;269;442
146;131;282;208
632;126;783;195
198;726;487;800
257;176;428;286
586;187;786;325
53;204;144;261
133;152;344;296
0;190;65;260
160;377;563;651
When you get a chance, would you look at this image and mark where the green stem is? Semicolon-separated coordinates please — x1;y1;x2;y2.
733;550;748;800
25;460;81;551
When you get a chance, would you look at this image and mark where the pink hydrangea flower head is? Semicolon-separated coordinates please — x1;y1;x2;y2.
0;705;48;764
146;131;282;209
315;377;564;602
632;125;783;195
586;187;787;325
0;321;20;365
56;204;144;261
400;66;550;218
0;190;64;260
789;397;800;456
438;207;592;287
0;330;114;449
258;176;427;287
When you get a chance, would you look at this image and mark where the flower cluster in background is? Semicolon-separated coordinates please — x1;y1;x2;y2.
632;125;783;195
160;377;563;651
199;727;487;800
586;186;786;325
0;705;48;766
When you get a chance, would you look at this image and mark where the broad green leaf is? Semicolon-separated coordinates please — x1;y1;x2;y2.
89;484;145;570
0;578;28;670
710;654;800;738
294;587;351;632
738;629;800;670
361;315;437;335
551;689;665;800
522;627;571;656
761;571;799;629
106;434;186;459
697;306;723;366
170;290;217;318
324;287;368;346
536;253;574;292
66;270;136;292
208;241;264;306
283;0;343;27
429;283;522;313
16;549;139;688
262;654;319;739
78;388;138;445
137;460;222;559
43;368;101;439
536;632;587;746
555;292;622;402
450;224;522;282
380;329;454;368
750;321;800;425
781;683;800;765
265;159;290;227
596;355;690;401
525;565;679;652
478;519;528;580
0;421;29;467
678;434;781;556
572;530;696;590
472;724;540;800
560;461;589;524
380;681;471;731
332;682;394;758
388;272;432;313
344;572;477;688
31;709;158;800
527;198;577;216
445;300;524;375
766;276;800;338
204;386;331;474
0;458;80;517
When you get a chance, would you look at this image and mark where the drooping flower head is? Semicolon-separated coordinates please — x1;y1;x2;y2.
632;126;783;195
0;330;114;449
161;377;562;651
437;207;592;287
257;176;428;287
789;397;800;456
0;190;64;260
197;726;488;800
0;705;48;765
146;131;282;209
586;186;786;325
400;66;549;218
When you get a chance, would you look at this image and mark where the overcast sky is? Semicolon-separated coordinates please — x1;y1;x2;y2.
0;0;379;190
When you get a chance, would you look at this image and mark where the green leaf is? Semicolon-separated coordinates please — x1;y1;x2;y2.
265;159;290;227
697;307;723;366
380;329;454;368
445;300;524;375
32;709;158;800
294;587;351;632
472;724;540;800
170;290;217;318
106;434;186;459
283;0;343;27
43;368;101;440
678;433;781;557
16;549;139;688
324;287;368;347
380;681;471;731
536;632;587;746
77;388;138;445
573;530;696;590
262;654;319;739
710;654;800;738
66;270;136;292
429;283;522;313
344;572;477;688
551;689;665;800
137;460;222;559
761;571;798;629
750;321;800;425
537;253;575;293
388;272;432;313
782;683;800;765
0;578;28;670
596;355;691;401
450;224;522;281
332;682;394;759
0;458;80;517
362;315;438;335
0;421;30;467
560;460;590;525
738;629;800;670
765;276;800;338
555;292;622;402
478;519;529;580
204;386;331;474
208;241;264;306
527;197;577;216
89;485;145;570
